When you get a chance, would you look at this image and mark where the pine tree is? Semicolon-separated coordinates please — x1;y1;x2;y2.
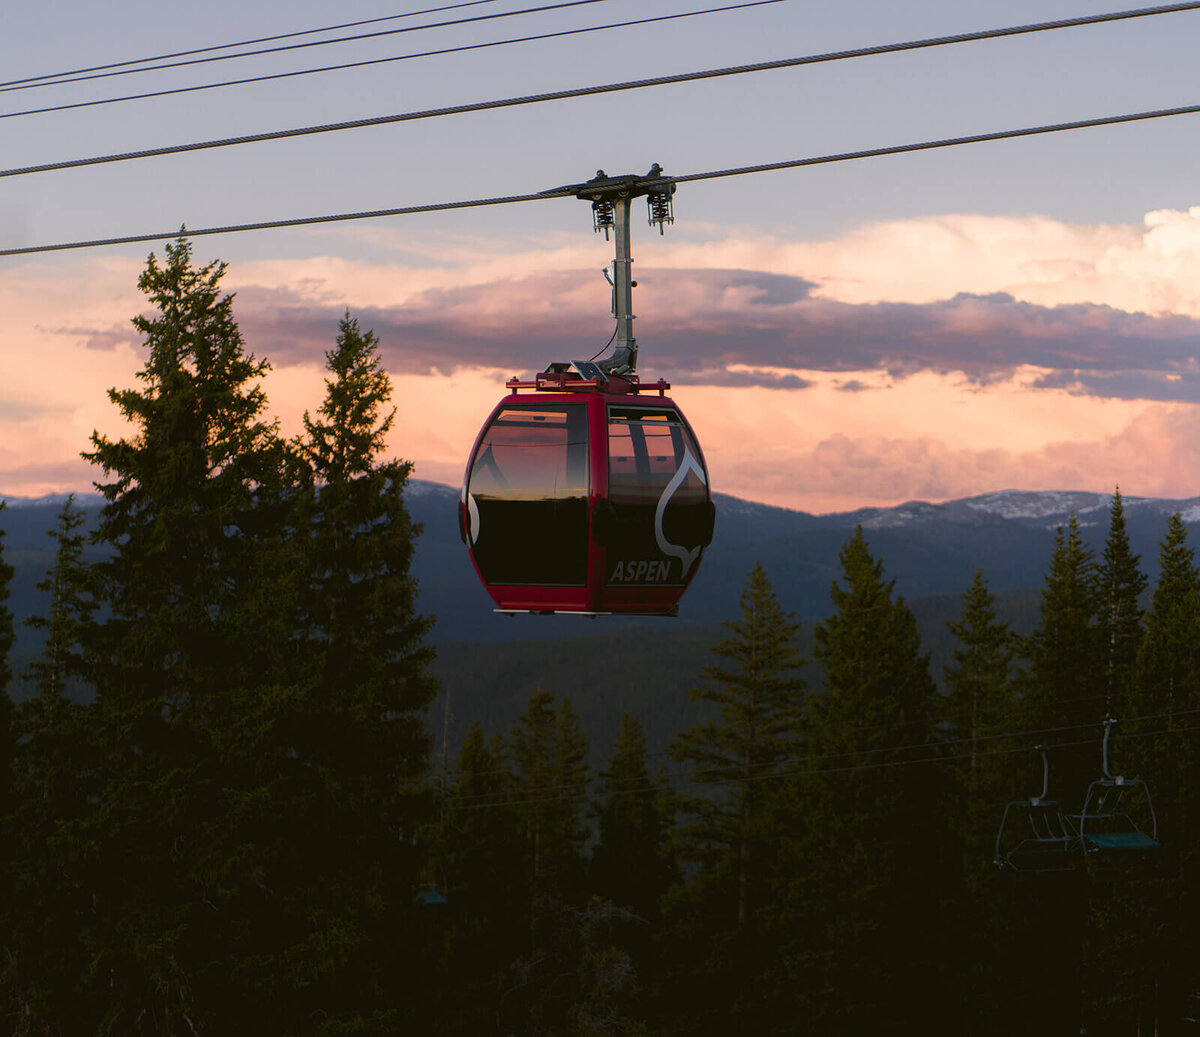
7;253;442;1031
668;565;805;924
1135;513;1200;734
0;504;16;1019
0;504;14;819
592;713;674;920
945;568;1016;788
1019;513;1163;1037
1130;513;1200;849
1119;513;1200;1030
83;235;283;743
500;691;593;1033
941;569;1026;1031
510;689;589;903
1020;514;1100;804
297;312;395;482
76;237;287;1031
1096;488;1147;714
0;502;12;697
291;311;436;795
591;713;674;1027
943;568;1020;873
74;239;325;1033
188;311;439;1031
437;723;527;1035
22;496;95;709
443;723;525;908
663;564;805;1036
5;497;99;1034
779;527;948;1034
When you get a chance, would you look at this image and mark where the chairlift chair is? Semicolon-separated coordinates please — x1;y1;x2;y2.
994;746;1080;872
1075;718;1159;853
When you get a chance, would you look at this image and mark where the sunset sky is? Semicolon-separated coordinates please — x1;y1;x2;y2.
6;0;1200;512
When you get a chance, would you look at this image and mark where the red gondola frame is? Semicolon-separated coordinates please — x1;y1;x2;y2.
460;369;713;615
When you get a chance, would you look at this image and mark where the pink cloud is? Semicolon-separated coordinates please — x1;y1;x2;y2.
39;323;141;352
220;270;1200;403
0;458;100;498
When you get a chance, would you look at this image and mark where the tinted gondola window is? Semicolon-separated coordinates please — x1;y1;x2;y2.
468;404;589;586
606;407;709;587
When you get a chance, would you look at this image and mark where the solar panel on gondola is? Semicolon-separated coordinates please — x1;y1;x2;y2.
458;167;715;615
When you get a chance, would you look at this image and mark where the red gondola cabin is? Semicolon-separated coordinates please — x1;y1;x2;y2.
460;363;715;615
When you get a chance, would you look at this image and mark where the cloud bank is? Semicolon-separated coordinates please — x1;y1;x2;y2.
225;270;1200;402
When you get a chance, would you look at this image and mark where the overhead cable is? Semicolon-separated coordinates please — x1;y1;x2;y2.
0;0;791;121
441;685;1182;784
666;102;1200;184
444;721;1200;811
6;100;1200;257
1;0;505;89
0;191;564;257
445;707;1200;802
4;1;1199;175
0;0;506;88
2;0;622;95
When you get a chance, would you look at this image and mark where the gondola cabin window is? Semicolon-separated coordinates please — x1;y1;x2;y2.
606;406;710;586
467;404;589;586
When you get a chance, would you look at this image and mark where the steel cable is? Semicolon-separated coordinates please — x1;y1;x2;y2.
5;2;1200;178
6;100;1200;257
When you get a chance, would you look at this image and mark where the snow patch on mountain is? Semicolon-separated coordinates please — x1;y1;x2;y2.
963;491;1111;521
406;480;458;500
0;492;103;510
855;501;941;528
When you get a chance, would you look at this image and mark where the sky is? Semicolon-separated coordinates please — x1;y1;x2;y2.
5;0;1200;512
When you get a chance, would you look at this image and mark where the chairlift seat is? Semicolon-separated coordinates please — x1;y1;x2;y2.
994;747;1081;873
1083;831;1159;851
994;799;1079;872
1077;772;1159;854
1003;842;1079;873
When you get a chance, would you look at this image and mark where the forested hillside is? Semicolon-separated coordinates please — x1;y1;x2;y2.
426;588;1044;771
3;243;1199;1035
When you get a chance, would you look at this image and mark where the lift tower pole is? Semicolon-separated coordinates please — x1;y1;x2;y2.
573;164;675;376
610;193;636;372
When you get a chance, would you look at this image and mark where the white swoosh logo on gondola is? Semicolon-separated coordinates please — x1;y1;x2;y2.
467;491;480;546
654;445;707;579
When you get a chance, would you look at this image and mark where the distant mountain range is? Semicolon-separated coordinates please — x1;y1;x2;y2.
3;482;1196;650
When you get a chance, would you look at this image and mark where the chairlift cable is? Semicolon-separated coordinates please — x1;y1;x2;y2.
443;697;1193;784
445;721;1200;811
444;712;1200;808
443;682;1192;785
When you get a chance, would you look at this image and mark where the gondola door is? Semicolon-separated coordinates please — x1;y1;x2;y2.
597;404;712;612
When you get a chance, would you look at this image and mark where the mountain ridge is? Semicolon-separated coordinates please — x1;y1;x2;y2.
6;481;1198;526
